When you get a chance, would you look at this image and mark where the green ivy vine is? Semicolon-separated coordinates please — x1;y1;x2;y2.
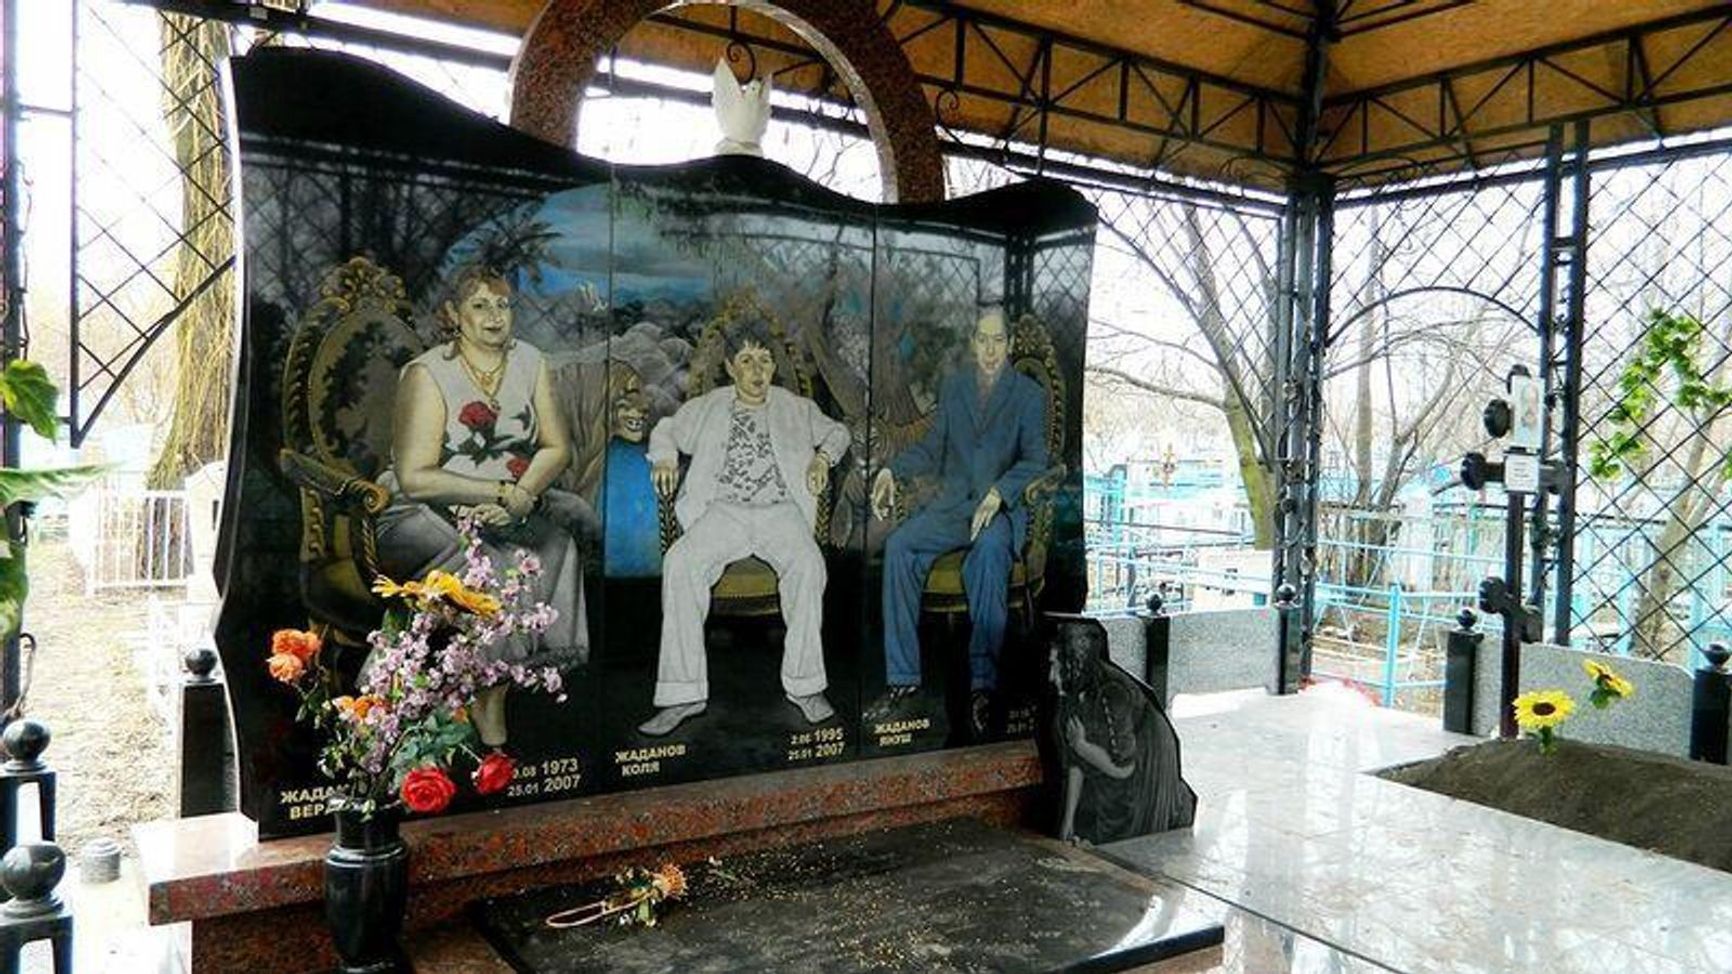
1588;309;1732;483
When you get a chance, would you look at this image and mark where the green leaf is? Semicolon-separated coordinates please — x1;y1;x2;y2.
0;465;105;507
0;540;27;639
0;361;60;441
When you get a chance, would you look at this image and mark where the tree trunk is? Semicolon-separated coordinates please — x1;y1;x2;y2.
1627;435;1710;660
144;13;234;491
1225;395;1275;549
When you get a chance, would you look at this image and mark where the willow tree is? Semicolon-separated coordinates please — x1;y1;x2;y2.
144;13;233;490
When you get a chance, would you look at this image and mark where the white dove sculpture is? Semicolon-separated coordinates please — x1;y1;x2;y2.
711;58;772;157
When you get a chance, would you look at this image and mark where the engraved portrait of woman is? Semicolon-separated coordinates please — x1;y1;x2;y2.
372;263;595;752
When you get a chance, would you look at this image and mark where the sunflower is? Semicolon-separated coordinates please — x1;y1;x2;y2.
1583;659;1634;707
1513;690;1575;732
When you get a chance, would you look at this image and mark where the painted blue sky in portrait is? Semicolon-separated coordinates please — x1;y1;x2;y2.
438;183;715;318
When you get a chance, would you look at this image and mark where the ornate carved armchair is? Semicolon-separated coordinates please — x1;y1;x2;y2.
657;298;837;618
904;313;1068;620
277;257;424;645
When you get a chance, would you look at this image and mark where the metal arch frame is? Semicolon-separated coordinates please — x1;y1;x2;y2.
1324;285;1536;344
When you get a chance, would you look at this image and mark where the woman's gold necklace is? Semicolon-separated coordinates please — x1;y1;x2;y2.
457;348;506;410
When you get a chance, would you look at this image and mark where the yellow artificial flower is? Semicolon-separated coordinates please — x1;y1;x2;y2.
1512;689;1575;732
421;570;502;617
371;576;425;601
1583;659;1634;699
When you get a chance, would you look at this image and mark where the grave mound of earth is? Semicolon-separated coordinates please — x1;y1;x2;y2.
1382;737;1732;873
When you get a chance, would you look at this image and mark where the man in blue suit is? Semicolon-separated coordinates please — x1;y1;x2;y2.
865;308;1048;736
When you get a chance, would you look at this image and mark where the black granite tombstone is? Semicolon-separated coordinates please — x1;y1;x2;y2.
217;48;1095;837
1043;615;1197;845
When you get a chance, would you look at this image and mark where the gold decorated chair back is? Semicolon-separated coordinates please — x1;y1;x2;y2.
279;257;422;637
281;258;422;481
1009;312;1067;588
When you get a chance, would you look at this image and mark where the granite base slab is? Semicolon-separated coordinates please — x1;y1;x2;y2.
474;818;1224;974
139;742;1044;974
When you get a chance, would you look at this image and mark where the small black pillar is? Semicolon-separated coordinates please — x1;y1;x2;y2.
1141;594;1171;706
1443;608;1482;735
1689;643;1731;765
0;843;72;974
0;720;55;862
178;646;238;817
1274;584;1302;695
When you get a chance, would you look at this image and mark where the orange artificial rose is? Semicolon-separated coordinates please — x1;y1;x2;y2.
270;629;323;664
267;653;305;684
400;766;457;815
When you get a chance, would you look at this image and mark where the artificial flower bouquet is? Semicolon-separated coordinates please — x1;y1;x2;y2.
266;518;566;818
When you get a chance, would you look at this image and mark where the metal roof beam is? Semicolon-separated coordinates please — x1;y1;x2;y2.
1317;7;1732;172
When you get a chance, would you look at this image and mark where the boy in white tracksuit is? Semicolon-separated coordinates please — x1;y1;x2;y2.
637;327;850;736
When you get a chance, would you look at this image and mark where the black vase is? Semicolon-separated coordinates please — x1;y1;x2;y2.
324;802;410;974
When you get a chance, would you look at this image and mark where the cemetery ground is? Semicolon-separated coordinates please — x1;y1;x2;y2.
27;540;175;856
18;540;178;973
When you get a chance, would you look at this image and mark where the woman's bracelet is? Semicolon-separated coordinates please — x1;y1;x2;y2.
496;480;512;505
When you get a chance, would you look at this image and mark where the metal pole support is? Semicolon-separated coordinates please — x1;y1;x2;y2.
179;647;238;817
1443;608;1482;735
1274;584;1302;695
1141;594;1171;708
1689;643;1731;765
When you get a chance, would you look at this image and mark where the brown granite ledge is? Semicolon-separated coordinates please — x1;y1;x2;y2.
137;740;1044;927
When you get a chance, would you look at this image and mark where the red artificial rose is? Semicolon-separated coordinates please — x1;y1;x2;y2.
400;766;458;815
457;400;498;430
506;455;530;481
472;752;515;796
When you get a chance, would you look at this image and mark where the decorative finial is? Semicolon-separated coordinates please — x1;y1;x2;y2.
2;719;50;771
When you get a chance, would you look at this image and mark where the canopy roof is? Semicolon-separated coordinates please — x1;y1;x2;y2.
356;0;1732;189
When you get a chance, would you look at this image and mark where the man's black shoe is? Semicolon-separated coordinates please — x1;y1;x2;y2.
864;684;918;723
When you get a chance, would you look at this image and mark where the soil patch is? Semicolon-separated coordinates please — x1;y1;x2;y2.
1383;737;1732;873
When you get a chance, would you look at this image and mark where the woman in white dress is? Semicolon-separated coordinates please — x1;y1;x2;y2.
375;265;591;750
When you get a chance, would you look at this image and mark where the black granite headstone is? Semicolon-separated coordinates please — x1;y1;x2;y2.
218;48;1097;837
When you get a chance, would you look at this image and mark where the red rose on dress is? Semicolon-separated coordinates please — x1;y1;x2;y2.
400;766;458;814
472;752;515;796
506;456;530;481
457;401;498;430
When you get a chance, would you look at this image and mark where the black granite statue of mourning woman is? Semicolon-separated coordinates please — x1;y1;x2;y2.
1048;618;1196;844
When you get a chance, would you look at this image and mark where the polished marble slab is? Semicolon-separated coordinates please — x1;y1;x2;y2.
1105;686;1732;974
